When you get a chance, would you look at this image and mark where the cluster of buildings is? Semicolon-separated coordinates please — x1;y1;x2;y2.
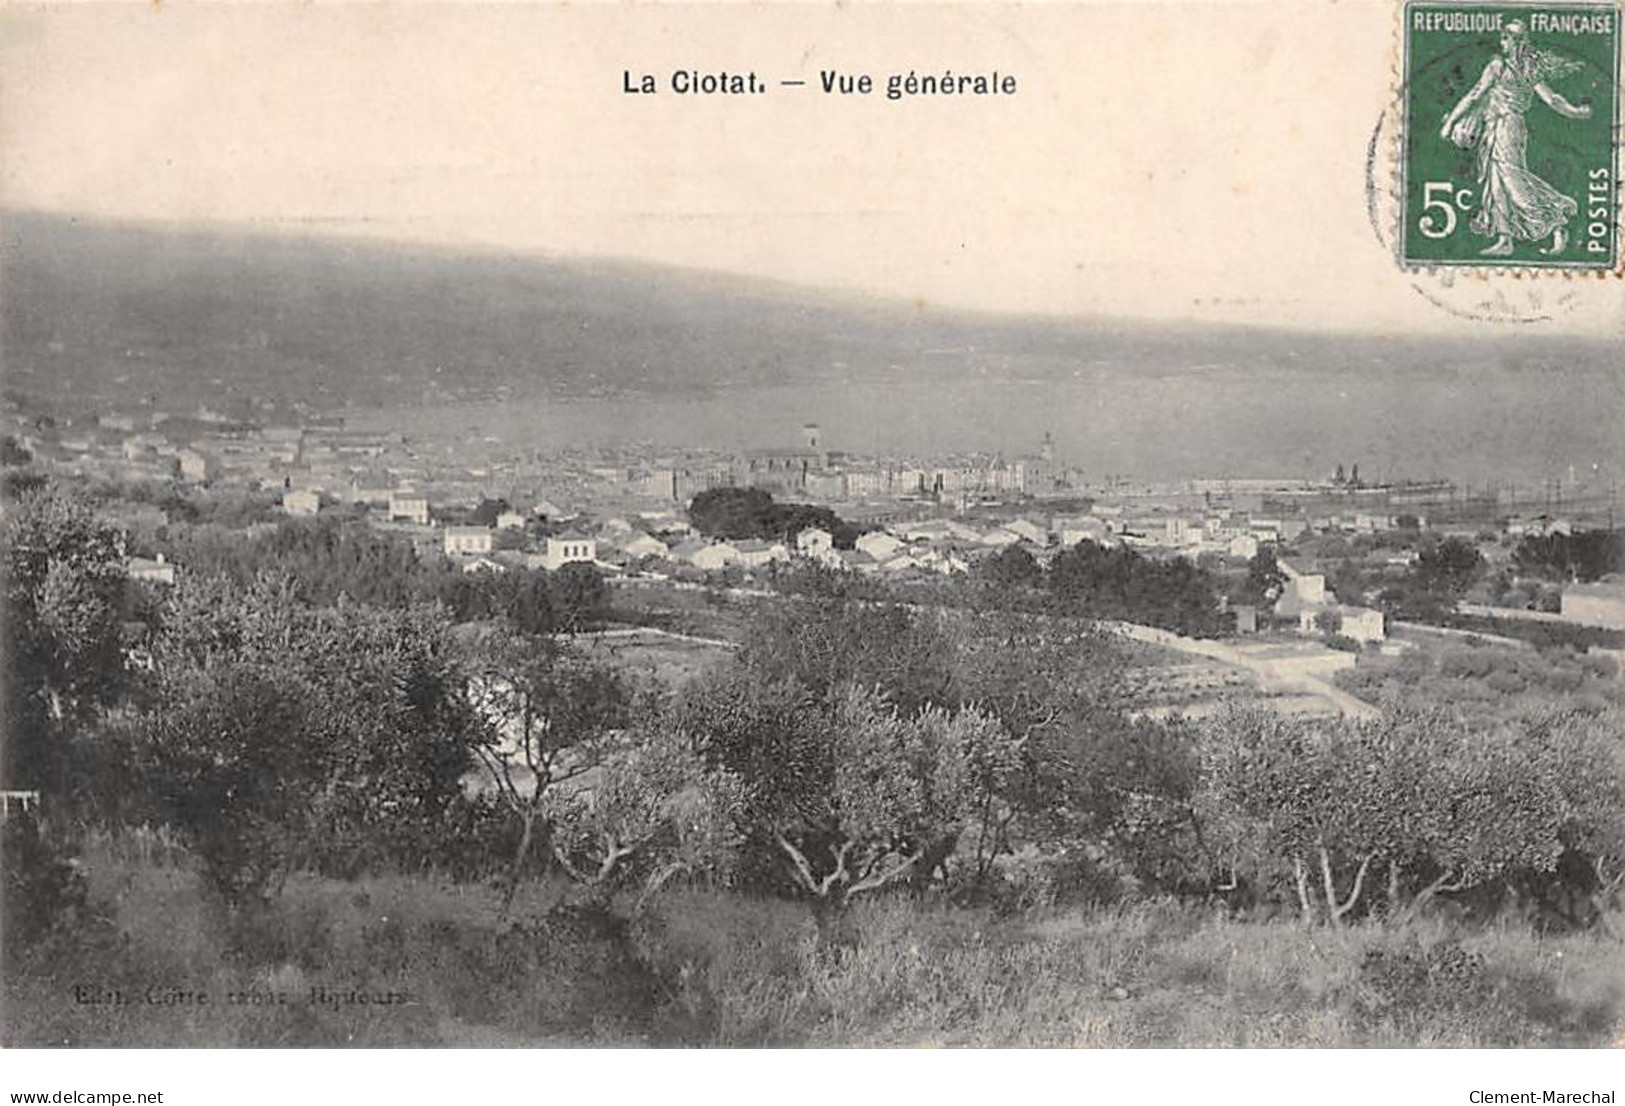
1246;560;1388;644
723;424;1062;503
10;407;1074;515
13;398;1620;646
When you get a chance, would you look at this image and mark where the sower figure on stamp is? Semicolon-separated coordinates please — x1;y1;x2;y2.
1440;20;1592;256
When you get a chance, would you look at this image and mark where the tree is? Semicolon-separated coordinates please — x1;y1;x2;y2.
735;599;957;716
1415;536;1484;597
470;498;511;528
688;487;780;540
137;573;484;900
551;562;608;632
465;625;629;912
1191;706;1624;927
1048;541;1224;636
1193;710;1385;926
143;662;318;902
682;677;1018;933
688;486;848;543
2;486;130;795
167;515;425;608
790;689;1017;918
547;723;744;911
942;615;1165;892
1513;530;1625;584
1241;546;1286;606
980;545;1042;590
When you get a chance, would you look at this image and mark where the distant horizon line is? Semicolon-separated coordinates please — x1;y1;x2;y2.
6;205;1615;348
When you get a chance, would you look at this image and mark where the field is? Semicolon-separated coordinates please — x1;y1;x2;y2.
571;627;737;689
1336;628;1621;719
5;844;1621;1048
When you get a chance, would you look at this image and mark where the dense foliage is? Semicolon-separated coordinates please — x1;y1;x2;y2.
164;515;608;632
3;474;1621;1019
771;539;1226;638
1194;707;1623;928
1047;541;1225;635
687;487;861;546
136;575;486;899
1513;529;1625;584
2;488;132;793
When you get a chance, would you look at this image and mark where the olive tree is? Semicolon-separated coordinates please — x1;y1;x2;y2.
679;670;1019;932
464;623;629;911
2;486;131;796
1194;706;1625;927
545;727;744;912
140;574;483;902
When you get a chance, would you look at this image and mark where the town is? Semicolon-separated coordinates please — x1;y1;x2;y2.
7;394;1621;638
7;347;1624;1053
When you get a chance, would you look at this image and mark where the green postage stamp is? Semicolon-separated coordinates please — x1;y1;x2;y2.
1402;2;1620;268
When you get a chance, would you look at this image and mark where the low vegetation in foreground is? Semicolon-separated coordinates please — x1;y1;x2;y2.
6;846;1622;1048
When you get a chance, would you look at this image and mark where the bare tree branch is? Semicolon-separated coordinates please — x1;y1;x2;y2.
551;841;592;884
1404;869;1468;922
1328;852;1375;924
817;839;855;897
1293;854;1316;925
774;831;820;895
848;852;921;897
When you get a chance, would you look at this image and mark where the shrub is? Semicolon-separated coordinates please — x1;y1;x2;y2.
1192;707;1625;927
1;813;88;969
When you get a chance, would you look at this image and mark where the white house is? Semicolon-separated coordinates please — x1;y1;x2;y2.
690;541;739;572
177;449;215;484
389;492;430;526
282;488;321;517
543;533;598;571
495;510;527;531
796;527;834;556
444;526;494;557
734;539;790;569
126;554;176;586
1057;518;1111;547
1339;606;1386;643
1277;560;1326;605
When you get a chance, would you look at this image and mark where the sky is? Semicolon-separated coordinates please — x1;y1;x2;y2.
2;0;1622;336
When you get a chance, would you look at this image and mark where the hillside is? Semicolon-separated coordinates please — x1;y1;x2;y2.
5;212;1622;478
5;212;1615;411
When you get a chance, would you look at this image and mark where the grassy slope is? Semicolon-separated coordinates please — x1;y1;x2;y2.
4;846;1620;1048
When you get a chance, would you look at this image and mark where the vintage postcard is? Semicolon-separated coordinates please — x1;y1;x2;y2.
1;0;1623;1088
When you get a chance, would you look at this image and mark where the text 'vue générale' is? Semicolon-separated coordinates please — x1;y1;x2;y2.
621;69;1020;100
